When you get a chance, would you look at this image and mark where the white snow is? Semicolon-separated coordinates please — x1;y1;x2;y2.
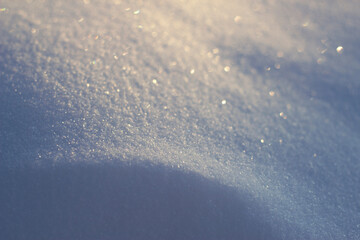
0;0;359;239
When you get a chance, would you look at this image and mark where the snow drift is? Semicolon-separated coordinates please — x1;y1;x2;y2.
0;0;359;239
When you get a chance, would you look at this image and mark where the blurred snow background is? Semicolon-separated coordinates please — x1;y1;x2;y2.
0;0;359;239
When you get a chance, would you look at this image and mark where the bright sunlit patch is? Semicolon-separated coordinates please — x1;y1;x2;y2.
279;112;287;119
336;46;344;54
224;66;230;72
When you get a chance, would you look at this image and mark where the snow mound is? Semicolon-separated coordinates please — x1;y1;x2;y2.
1;0;359;239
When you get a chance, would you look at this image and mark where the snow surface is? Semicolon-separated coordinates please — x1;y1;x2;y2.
0;0;359;239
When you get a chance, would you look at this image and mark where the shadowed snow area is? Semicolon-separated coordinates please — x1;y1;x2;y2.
0;164;279;240
0;0;359;239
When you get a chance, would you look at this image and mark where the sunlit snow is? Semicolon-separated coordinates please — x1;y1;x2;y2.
0;0;359;239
